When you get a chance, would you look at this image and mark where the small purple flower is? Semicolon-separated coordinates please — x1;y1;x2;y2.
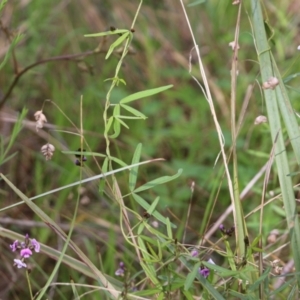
219;224;225;231
190;249;199;257
115;262;125;276
115;268;125;276
199;267;210;278
14;259;27;269
20;248;32;258
31;239;40;252
10;240;19;252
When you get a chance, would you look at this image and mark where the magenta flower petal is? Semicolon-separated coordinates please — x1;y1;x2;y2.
20;248;32;258
31;239;40;252
10;240;19;252
199;267;210;278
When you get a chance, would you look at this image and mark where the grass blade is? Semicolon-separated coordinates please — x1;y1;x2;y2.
251;0;300;286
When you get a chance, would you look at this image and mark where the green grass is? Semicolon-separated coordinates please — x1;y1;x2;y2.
1;0;300;299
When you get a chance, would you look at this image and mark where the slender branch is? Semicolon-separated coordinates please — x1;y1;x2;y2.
0;44;136;110
0;49;104;110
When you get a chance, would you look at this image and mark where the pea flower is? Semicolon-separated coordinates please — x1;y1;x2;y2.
190;249;199;257
10;234;41;269
199;267;210;278
14;259;27;269
115;262;125;276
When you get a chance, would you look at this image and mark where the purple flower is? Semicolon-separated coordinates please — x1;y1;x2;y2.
199;267;210;278
190;249;199;257
10;240;19;252
115;268;125;276
10;234;40;268
31;239;40;252
20;248;32;258
14;259;27;269
115;262;125;276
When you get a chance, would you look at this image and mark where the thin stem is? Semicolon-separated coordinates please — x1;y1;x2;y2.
26;269;33;299
0;48;108;110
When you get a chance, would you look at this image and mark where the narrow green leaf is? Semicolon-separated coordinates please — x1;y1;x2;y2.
140;261;159;286
166;217;173;240
113;104;120;117
70;278;79;299
157;239;162;260
120;84;173;104
247;267;271;292
146;242;159;262
283;72;300;84
272;55;300;166
105;32;130;59
137;223;145;235
182;290;195;300
120;104;147;119
85;29;129;37
0;33;22;71
201;261;253;277
287;171;300;177
0;107;27;162
99;157;108;195
138;237;158;281
147;196;160;215
109;105;121;138
228;291;255;300
133;288;163;297
185;262;201;290
104;117;114;135
114;117;129;128
157;293;165;300
133;168;182;193
110;118;120;138
132;193;176;228
129;143;142;191
0;0;7;14
139;235;159;246
110;156;127;168
61;151;106;158
0;151;18;166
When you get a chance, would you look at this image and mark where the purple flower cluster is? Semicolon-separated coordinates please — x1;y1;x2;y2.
10;234;40;269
